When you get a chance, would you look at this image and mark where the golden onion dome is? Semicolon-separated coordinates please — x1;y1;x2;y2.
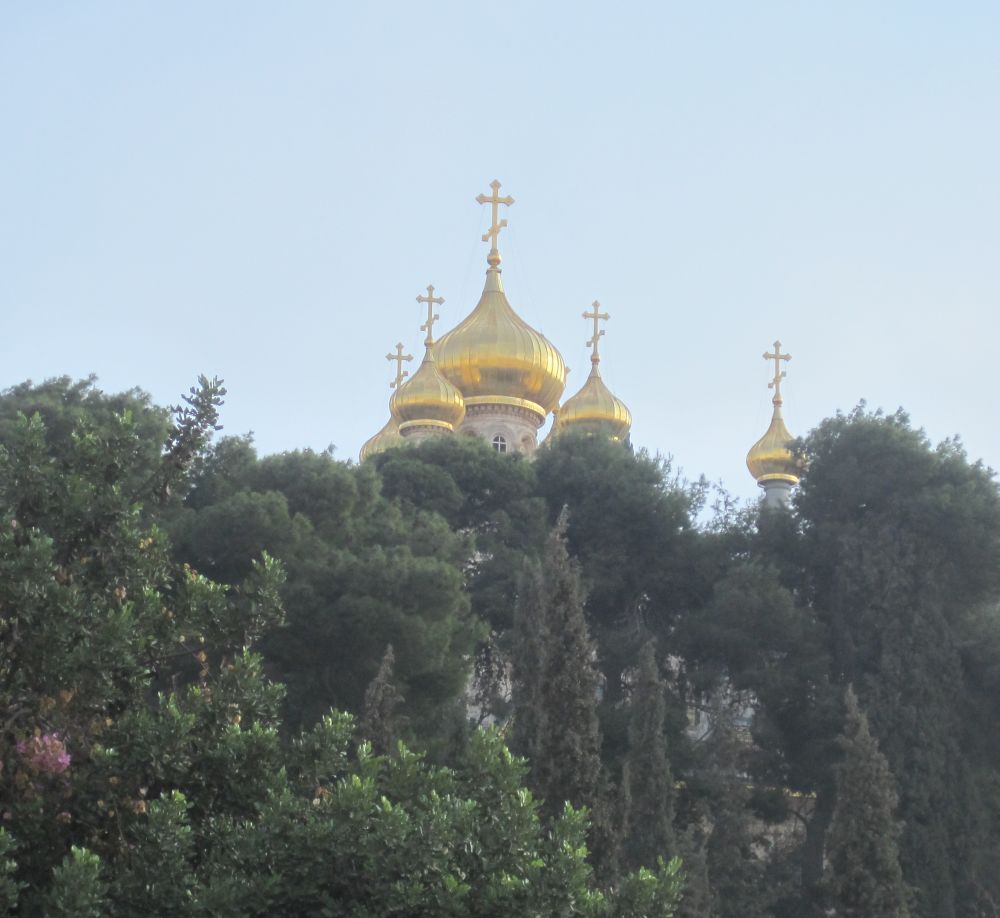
746;404;800;484
389;346;466;433
555;362;632;442
359;415;405;462
434;267;567;422
747;341;800;485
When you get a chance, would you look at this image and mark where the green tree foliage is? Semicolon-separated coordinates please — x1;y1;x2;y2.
43;846;107;918
621;641;676;872
0;375;169;478
824;687;909;918
170;436;481;733
510;560;547;775
792;408;1000;917
533;434;712;788
361;643;405;755
373;436;546;632
0;381;682;916
526;511;603;820
682;710;774;918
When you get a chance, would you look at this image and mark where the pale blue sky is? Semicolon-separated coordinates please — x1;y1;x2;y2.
2;3;998;500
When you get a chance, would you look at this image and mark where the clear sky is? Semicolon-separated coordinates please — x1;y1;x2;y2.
2;3;998;502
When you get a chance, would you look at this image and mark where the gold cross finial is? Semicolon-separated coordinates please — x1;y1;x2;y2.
475;179;514;268
763;340;791;405
416;284;444;346
386;343;414;389
582;300;610;364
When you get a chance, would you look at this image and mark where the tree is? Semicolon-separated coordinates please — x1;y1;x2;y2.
533;433;711;782
0;380;683;916
621;641;677;872
170;438;482;736
824;687;909;917
361;643;404;755
530;510;603;820
792;408;1000;917
509;559;547;773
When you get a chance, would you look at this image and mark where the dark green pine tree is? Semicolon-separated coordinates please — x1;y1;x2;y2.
675;827;712;918
360;644;404;755
531;510;603;820
824;687;909;918
699;714;770;918
509;560;547;778
621;640;677;871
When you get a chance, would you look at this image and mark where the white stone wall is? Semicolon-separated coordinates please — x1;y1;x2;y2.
458;404;542;456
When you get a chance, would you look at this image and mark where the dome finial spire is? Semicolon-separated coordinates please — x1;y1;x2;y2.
475;179;514;269
583;300;610;367
386;342;414;389
764;340;791;407
416;284;444;346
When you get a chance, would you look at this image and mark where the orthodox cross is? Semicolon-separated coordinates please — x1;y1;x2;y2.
416;284;444;345
583;300;610;363
475;179;514;265
763;340;791;403
386;342;413;389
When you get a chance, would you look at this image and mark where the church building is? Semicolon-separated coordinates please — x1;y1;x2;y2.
361;180;800;507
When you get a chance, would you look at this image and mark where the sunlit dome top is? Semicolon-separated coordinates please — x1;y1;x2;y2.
746;407;800;484
390;346;466;433
434;180;567;422
556;365;632;442
747;340;801;485
552;301;630;442
435;269;567;420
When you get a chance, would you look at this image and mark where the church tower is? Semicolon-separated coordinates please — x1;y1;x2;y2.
434;181;567;455
746;340;801;508
550;300;632;443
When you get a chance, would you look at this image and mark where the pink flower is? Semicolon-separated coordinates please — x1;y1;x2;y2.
16;733;71;775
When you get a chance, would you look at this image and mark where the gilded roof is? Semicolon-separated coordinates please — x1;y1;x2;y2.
554;362;631;442
746;405;800;484
359;416;405;462
389;347;466;432
434;268;567;420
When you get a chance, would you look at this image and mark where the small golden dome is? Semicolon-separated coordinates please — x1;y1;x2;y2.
390;347;466;433
554;362;632;442
746;405;800;484
359;416;405;461
435;268;567;422
748;342;800;486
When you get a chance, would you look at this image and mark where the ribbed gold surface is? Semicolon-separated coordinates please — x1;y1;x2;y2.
389;348;466;431
554;363;632;442
746;406;800;484
359;416;405;462
434;269;567;419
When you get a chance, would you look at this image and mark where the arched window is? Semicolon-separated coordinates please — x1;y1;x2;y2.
492;434;507;453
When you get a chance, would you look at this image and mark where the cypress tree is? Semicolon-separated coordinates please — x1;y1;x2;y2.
824;686;909;918
509;560;547;776
621;640;677;870
530;509;603;819
360;644;404;755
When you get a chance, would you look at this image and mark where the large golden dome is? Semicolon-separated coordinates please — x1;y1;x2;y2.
359;415;404;461
390;346;466;433
555;362;632;442
746;405;800;484
434;267;567;422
